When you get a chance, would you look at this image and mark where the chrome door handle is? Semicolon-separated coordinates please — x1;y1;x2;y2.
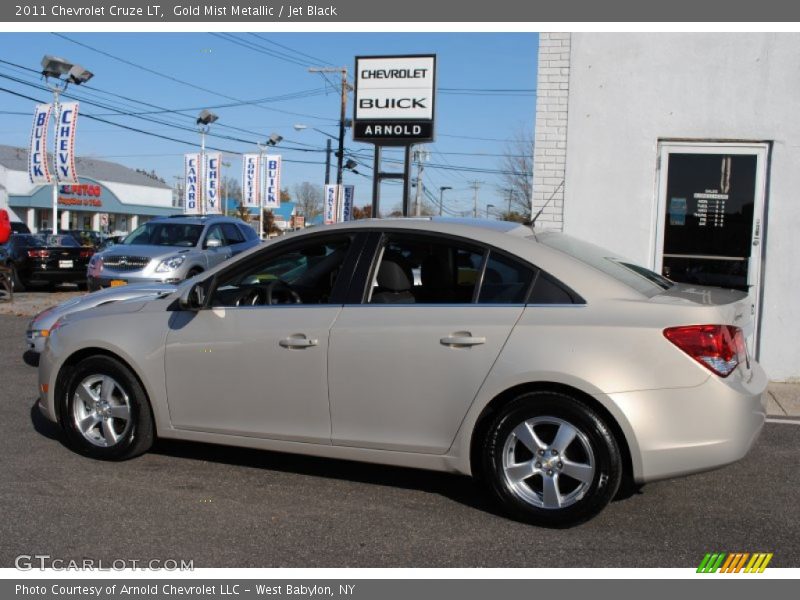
279;335;318;349
440;332;486;347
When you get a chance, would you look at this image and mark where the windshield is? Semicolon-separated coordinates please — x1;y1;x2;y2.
535;232;673;295
122;222;203;247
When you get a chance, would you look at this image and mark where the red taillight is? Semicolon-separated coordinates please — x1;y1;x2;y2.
663;325;746;377
27;249;50;258
79;249;94;258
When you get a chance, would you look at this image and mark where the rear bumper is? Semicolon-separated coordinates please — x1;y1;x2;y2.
608;363;767;483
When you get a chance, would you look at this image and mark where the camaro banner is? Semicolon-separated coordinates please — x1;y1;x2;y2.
264;155;282;209
205;152;222;214
54;101;80;184
184;153;201;215
28;103;52;185
242;153;260;208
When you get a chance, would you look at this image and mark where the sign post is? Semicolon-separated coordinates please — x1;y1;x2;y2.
353;54;436;217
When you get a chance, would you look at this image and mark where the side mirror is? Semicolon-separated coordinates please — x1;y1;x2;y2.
205;238;223;249
178;282;206;311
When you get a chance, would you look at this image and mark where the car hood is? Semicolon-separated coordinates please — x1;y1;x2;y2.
31;283;176;329
98;244;195;260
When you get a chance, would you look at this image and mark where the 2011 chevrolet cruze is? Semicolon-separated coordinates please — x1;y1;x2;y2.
37;218;767;526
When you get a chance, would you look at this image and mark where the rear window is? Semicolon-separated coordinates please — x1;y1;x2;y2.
535;233;673;296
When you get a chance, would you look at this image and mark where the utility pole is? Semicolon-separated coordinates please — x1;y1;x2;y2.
308;67;349;186
438;186;452;216
470;181;483;218
324;138;332;185
413;147;429;216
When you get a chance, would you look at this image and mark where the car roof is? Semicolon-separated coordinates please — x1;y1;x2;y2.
151;215;243;225
316;217;532;237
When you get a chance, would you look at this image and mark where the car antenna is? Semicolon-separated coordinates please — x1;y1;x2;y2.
529;179;565;232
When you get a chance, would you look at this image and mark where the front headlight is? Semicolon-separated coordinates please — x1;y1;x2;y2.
155;255;186;273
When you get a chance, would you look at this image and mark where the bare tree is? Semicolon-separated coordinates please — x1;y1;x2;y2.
293;182;323;219
498;129;533;219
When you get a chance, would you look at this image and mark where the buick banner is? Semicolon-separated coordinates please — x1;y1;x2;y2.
264;155;282;209
28;103;52;185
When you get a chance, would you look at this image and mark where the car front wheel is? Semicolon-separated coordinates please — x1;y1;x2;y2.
481;391;622;527
62;355;154;460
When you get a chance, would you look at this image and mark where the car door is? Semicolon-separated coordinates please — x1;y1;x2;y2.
201;223;232;269
328;231;534;454
164;232;363;443
221;222;251;257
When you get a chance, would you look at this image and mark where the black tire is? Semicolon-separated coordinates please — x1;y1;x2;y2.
10;266;25;292
186;267;203;280
480;391;622;527
61;355;154;460
76;281;88;292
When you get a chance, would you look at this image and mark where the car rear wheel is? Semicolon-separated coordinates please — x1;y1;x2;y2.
480;391;622;527
62;355;154;460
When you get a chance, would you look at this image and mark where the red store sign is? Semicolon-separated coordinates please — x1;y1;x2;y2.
58;183;103;208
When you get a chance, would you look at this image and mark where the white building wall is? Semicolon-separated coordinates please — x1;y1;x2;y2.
545;32;800;380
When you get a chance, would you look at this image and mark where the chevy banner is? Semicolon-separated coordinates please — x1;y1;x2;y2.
264;155;282;209
184;153;201;215
54;101;80;184
205;152;222;214
28;103;52;185
242;153;260;208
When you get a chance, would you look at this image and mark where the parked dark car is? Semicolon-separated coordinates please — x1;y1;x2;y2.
10;221;32;235
3;234;94;291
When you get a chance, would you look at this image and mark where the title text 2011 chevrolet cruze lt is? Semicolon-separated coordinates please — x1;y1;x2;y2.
37;219;766;526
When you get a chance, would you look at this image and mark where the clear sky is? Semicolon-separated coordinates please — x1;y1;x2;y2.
0;32;538;216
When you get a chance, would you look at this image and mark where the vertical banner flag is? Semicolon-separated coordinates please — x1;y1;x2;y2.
264;155;282;209
341;185;355;222
324;185;343;225
54;102;80;184
29;103;53;184
205;152;222;214
242;153;260;208
184;154;201;215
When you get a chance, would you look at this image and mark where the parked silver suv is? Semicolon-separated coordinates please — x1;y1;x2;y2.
87;215;259;291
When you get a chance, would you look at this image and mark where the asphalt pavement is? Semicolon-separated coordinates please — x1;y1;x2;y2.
1;313;798;568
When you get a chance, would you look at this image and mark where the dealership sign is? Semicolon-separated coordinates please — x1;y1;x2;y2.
324;185;339;225
264;155;282;209
28;103;53;185
242;153;260;208
341;185;355;221
54;102;80;184
205;152;221;214
353;55;436;144
184;153;201;215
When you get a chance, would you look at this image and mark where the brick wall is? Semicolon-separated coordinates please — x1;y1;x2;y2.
532;32;570;229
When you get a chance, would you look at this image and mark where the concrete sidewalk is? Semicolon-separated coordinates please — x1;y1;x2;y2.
766;383;800;418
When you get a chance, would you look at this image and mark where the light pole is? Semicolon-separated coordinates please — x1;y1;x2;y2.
486;204;495;219
257;133;282;239
40;55;93;235
196;109;219;216
220;160;231;216
438;186;452;216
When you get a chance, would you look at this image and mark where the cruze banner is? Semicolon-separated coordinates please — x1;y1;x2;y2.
184;153;201;215
28;103;52;185
263;155;281;209
54;101;80;183
205;152;222;214
242;153;260;208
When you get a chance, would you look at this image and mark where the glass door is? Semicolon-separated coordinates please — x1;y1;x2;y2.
655;142;768;353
